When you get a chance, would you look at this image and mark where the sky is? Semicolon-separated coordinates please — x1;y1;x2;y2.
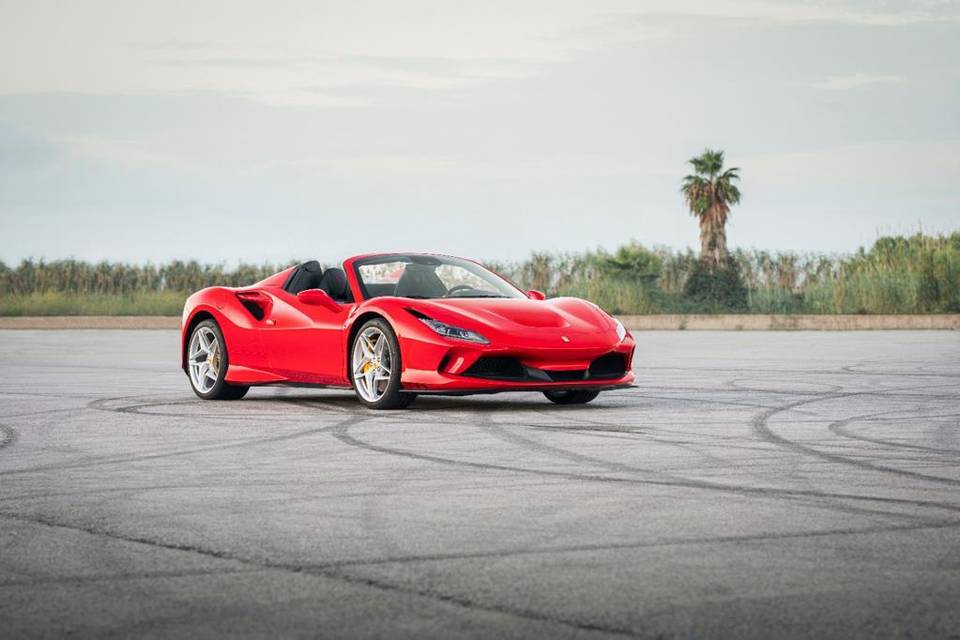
1;0;958;265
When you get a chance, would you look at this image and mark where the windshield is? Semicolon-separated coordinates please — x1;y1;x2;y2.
353;254;526;300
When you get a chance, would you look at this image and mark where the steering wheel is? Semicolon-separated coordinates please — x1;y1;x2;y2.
445;285;475;297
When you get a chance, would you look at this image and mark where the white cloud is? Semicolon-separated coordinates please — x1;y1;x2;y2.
742;140;960;187
810;73;905;90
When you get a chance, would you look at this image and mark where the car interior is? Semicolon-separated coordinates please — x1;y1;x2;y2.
282;261;352;302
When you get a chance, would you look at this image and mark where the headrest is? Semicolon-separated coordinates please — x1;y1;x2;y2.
318;267;349;301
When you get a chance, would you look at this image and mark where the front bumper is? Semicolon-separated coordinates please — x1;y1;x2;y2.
397;330;636;394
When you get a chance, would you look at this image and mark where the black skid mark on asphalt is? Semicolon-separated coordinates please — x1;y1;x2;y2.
477;410;676;479
0;424;17;451
724;376;846;396
0;390;103;399
328;413;960;516
0;481;255;504
316;518;960;570
478;401;940;523
0;511;642;639
2;406;89;420
87;395;324;424
829;411;960;456
0;566;263;589
0;415;362;477
631;391;778;411
752;394;960;487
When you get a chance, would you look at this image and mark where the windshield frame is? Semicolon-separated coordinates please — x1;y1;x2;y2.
350;254;527;302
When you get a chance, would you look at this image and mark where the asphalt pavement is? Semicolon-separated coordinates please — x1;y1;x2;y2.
1;329;958;639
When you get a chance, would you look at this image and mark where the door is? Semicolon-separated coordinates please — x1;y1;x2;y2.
258;288;352;386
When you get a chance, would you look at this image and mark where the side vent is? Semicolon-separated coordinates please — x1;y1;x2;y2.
437;353;452;373
235;291;271;321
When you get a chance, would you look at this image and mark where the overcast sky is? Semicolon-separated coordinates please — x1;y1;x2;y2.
1;0;958;265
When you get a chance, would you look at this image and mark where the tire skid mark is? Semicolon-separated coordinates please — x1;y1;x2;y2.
0;567;262;589
0;416;361;477
725;377;846;396
479;405;934;523
752;395;960;487
3;407;89;420
329;417;960;516
0;511;638;638
0;390;104;399
829;412;960;456
88;396;322;423
319;518;960;569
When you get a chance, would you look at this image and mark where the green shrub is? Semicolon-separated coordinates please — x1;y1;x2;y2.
681;258;749;312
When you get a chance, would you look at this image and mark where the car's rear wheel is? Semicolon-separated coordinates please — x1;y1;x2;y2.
187;319;249;400
543;389;600;405
350;319;415;410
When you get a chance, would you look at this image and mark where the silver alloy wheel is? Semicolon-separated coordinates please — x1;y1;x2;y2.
352;326;392;403
188;326;222;394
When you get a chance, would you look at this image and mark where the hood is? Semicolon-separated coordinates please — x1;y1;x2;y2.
410;297;614;337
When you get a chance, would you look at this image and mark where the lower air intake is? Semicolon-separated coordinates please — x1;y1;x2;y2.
464;357;526;380
589;353;627;379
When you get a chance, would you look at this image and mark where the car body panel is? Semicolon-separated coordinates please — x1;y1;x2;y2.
181;253;636;395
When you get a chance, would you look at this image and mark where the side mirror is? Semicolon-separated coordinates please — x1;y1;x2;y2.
298;288;342;312
527;290;546;300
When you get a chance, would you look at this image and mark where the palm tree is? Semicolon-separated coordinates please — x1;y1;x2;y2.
681;149;741;269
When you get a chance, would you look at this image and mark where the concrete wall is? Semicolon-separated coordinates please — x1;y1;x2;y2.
618;314;960;330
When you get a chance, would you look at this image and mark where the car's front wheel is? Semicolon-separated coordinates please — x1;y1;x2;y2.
543;389;600;405
350;319;415;410
187;319;249;400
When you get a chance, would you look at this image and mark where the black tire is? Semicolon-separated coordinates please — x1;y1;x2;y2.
187;319;249;400
543;389;600;405
350;318;415;410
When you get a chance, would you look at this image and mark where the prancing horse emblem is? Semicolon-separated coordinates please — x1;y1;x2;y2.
561;336;570;343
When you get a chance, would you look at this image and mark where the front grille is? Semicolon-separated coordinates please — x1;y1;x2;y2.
589;353;627;379
464;357;526;380
545;369;587;382
463;353;627;382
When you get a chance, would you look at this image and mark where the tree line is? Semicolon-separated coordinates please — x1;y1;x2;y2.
2;232;958;315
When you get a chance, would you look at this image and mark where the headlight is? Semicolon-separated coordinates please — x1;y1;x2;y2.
419;317;489;344
613;318;627;342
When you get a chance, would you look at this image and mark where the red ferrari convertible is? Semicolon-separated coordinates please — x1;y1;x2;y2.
181;253;635;409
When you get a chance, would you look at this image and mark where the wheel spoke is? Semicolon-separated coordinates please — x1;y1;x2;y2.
352;327;394;403
354;357;369;375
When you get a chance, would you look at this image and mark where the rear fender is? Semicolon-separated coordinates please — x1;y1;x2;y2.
181;288;268;373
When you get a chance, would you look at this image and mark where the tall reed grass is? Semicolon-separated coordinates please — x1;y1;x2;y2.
1;233;958;315
493;232;960;315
